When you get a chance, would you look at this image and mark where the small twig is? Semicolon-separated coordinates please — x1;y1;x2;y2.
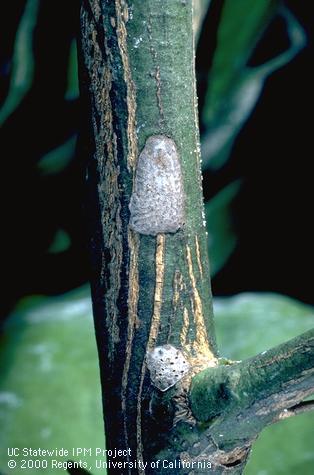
274;399;314;423
190;328;314;424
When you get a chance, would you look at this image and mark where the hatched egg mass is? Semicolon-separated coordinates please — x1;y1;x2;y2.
146;344;190;391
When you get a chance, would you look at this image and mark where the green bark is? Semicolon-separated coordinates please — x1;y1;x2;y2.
79;0;216;471
190;329;314;441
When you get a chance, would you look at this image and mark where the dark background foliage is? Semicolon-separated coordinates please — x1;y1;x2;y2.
0;0;313;320
196;0;313;302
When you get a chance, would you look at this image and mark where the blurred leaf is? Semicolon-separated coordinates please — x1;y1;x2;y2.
65;40;79;101
1;288;313;474
202;71;265;169
0;286;104;475
214;292;314;360
193;0;211;43
204;0;277;123
37;134;77;175
201;4;306;169
246;413;314;475
48;228;71;254
205;180;241;276
0;0;39;125
214;292;314;475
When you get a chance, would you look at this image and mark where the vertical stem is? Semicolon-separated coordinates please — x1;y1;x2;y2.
79;0;217;470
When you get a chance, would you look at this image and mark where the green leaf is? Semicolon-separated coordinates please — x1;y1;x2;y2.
48;229;71;254
0;0;39;126
201;3;306;170
0;286;104;475
214;292;314;360
214;292;314;475
37;135;77;175
1;288;313;475
204;0;277;124
205;180;241;276
193;0;211;43
65;40;79;101
246;413;314;475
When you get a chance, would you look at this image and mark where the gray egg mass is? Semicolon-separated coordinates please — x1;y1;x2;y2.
146;344;190;392
129;135;185;236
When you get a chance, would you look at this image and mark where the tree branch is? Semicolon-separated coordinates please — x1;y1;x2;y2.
190;328;314;444
79;0;217;468
273;399;314;423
